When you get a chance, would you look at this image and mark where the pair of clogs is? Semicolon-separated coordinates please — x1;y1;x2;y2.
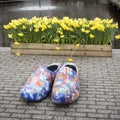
20;62;80;104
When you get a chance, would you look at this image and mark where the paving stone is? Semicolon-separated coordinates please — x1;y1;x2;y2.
110;115;120;119
88;113;108;118
77;108;96;113
66;112;87;117
56;107;76;112
77;100;96;105
97;109;118;114
45;111;66;116
88;105;107;109
108;106;120;110
71;104;87;109
53;116;75;120
0;118;20;120
0;112;11;117
5;109;25;113
96;101;115;106
11;113;32;119
0;51;120;119
32;115;53;119
75;118;96;120
37;106;55;111
0;104;16;109
16;105;36;110
25;109;45;114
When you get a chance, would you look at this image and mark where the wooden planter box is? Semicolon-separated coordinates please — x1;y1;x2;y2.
11;43;112;57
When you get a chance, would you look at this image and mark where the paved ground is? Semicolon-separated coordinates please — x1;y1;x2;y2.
0;48;120;120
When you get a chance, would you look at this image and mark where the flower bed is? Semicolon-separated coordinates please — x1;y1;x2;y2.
3;16;119;58
4;16;118;45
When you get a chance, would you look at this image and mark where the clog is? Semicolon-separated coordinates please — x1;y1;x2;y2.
20;63;61;102
52;62;80;104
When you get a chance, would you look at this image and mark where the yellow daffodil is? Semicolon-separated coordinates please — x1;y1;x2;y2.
111;23;118;29
81;28;86;33
3;17;119;46
34;29;39;32
115;35;120;40
67;58;73;62
18;33;24;36
89;20;94;25
12;25;17;29
55;47;61;50
4;25;9;30
22;25;26;30
95;24;105;32
41;25;47;31
14;41;20;45
90;26;96;30
48;25;52;29
72;22;79;28
85;30;90;34
60;35;65;38
75;44;80;48
106;24;110;28
8;34;13;39
90;34;95;39
16;52;21;57
54;38;59;43
108;19;113;24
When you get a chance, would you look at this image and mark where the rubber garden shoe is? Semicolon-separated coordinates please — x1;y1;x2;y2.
20;63;61;102
52;62;80;104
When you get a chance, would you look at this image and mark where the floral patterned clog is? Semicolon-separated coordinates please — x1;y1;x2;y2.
20;63;61;102
52;62;80;104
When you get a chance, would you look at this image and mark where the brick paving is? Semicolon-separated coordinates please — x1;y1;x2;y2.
0;50;120;120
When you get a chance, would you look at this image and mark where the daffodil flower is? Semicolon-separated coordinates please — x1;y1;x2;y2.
85;30;90;34
8;34;13;39
14;41;20;45
90;34;95;39
16;52;21;57
55;47;61;50
81;28;86;32
54;38;59;43
67;58;73;62
22;25;26;30
4;25;9;30
60;35;65;38
18;32;24;37
75;44;80;48
34;29;39;32
3;17;118;46
115;35;120;40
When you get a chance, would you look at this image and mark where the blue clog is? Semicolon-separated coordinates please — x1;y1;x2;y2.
20;63;61;102
52;62;80;104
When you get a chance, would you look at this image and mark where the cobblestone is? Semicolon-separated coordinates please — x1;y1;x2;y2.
32;115;53;119
0;51;120;119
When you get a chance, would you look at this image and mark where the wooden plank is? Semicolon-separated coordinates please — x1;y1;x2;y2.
11;49;112;57
11;43;112;51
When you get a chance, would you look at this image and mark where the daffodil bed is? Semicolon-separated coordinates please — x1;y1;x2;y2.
4;16;118;45
4;16;119;57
